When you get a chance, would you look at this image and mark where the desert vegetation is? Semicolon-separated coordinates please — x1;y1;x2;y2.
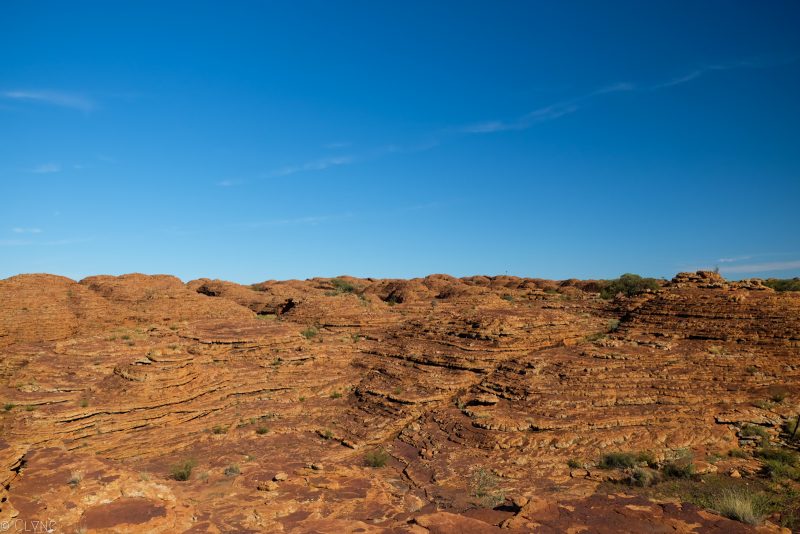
469;468;505;508
599;273;660;299
224;464;240;477
763;277;800;292
364;448;389;468
301;326;319;339
170;459;197;481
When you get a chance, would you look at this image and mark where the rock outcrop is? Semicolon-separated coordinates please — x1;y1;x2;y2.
0;271;797;532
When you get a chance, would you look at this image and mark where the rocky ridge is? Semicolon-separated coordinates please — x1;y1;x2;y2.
0;271;797;532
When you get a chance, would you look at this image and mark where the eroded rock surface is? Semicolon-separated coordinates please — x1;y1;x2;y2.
0;271;797;532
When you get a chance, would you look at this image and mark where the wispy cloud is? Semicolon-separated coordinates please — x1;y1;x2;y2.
270;156;354;177
649;57;796;90
323;141;351;149
457;58;783;135
217;179;240;187
12;227;42;234
459;103;580;133
254;141;439;184
717;255;753;264
1;90;95;112
29;163;61;174
235;213;354;228
457;82;636;134
719;260;800;274
0;237;92;247
235;202;442;230
401;201;442;212
237;57;792;188
649;62;750;90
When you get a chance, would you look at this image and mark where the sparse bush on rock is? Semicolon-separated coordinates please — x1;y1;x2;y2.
599;274;660;299
763;278;800;292
599;452;638;469
365;447;389;468
301;326;319;339
630;467;661;487
330;278;356;294
170;458;197;481
712;488;768;526
224;464;240;477
469;468;505;508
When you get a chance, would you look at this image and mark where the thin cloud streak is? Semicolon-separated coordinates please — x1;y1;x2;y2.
261;141;437;182
649;57;797;90
459;103;580;134
249;57;790;188
239;202;442;229
235;212;354;229
649;62;748;90
0;237;92;247
1;90;95;112
717;255;753;264
457;59;778;135
270;156;354;177
12;228;42;234
719;260;800;274
29;163;61;174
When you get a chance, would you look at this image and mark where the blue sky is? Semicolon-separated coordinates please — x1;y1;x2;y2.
2;1;799;283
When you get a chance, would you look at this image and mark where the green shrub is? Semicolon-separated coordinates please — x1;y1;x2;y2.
662;460;696;479
501;294;514;302
755;447;798;466
469;468;505;508
301;326;318;339
630;467;662;487
224;464;240;477
170;459;197;481
599;452;638;469
770;390;788;403
741;424;769;444
784;417;798;440
763;278;800;292
599;274;660;299
762;459;800;481
636;451;657;468
365;448;389;468
3;403;14;411
330;391;342;399
67;470;83;487
728;448;748;458
331;278;356;294
256;426;269;435
211;425;227;435
567;458;582;469
712;488;768;525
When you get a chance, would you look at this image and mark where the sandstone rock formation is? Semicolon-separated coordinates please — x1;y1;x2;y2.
0;271;797;532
